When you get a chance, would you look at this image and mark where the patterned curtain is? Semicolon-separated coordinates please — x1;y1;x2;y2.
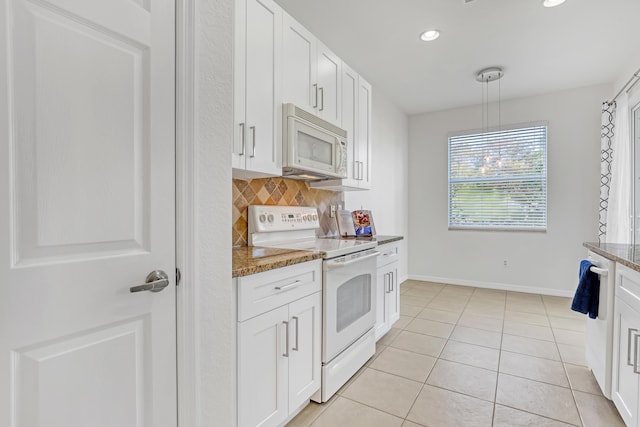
599;102;616;242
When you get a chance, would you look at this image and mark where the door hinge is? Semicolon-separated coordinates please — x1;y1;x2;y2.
176;268;182;286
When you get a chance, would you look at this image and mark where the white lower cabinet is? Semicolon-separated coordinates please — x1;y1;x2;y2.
237;260;322;427
375;242;400;340
612;264;640;427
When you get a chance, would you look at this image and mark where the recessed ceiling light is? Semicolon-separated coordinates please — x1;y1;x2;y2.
542;0;566;7
420;30;440;42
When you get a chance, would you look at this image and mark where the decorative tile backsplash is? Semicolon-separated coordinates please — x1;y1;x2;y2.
232;178;344;246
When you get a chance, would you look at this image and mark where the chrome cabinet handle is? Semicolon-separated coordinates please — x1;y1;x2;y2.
249;126;256;158
275;280;302;291
628;328;638;366
130;270;170;293
635;334;640;374
239;123;245;156
292;316;299;352
283;320;290;358
313;84;318;108
359;161;364;181
385;273;390;293
390;271;394;292
354;160;359;180
319;87;324;111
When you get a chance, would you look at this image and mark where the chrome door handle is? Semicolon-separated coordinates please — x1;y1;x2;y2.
249;126;256;158
239;122;245;156
628;328;638;366
313;84;318;108
390;271;394;292
292;316;299;352
319;87;324;111
130;270;170;293
283;320;290;358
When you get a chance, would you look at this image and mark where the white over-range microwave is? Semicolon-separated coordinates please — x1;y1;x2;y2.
282;103;348;181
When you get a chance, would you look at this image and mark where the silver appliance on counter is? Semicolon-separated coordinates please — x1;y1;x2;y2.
248;205;378;402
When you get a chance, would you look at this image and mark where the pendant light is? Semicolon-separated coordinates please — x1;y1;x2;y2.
476;67;504;173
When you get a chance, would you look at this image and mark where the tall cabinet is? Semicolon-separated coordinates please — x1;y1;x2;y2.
282;13;342;127
233;0;282;178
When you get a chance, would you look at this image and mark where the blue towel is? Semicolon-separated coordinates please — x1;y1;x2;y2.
571;260;600;319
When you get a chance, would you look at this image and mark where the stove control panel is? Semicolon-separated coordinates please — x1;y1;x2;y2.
248;205;320;233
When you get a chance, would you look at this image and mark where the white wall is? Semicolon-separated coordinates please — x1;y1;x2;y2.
192;0;234;425
345;89;410;280
408;84;611;296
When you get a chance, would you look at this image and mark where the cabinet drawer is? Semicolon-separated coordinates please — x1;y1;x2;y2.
616;264;640;313
377;242;399;268
237;260;322;322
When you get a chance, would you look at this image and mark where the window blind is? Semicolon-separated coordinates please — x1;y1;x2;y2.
448;124;547;230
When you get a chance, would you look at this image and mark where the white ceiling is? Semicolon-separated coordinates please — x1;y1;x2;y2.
274;0;640;115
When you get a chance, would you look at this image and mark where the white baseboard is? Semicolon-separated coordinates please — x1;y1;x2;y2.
407;274;574;298
399;274;409;284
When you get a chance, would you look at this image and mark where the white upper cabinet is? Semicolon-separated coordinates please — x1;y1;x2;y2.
356;75;372;189
312;64;372;191
282;13;341;127
233;0;282;178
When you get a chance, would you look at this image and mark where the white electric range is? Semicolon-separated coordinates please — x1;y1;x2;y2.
248;205;379;402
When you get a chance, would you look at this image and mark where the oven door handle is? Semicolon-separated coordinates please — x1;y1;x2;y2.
325;251;380;270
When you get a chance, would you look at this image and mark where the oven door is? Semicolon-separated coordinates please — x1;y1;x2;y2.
323;249;379;362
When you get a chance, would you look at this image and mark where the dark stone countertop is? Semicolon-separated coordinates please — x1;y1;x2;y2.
232;246;322;278
583;242;640;273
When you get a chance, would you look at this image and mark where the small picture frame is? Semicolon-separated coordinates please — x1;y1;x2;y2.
352;210;376;237
336;210;356;237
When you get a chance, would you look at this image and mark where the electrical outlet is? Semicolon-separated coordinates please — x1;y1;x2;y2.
503;260;508;267
330;205;336;218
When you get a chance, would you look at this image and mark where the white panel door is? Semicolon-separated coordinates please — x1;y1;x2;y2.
357;76;372;189
237;306;289;427
0;0;176;425
288;292;321;411
341;63;359;186
282;13;316;112
612;297;640;427
244;0;281;176
316;42;341;127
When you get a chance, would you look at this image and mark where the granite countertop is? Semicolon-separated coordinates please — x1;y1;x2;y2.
583;242;640;273
232;246;323;278
355;235;404;245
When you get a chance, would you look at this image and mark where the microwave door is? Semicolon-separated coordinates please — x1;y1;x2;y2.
292;121;336;174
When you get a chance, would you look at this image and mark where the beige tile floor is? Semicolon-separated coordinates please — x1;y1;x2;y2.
286;280;625;427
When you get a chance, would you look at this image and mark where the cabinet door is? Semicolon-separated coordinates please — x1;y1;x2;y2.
357;76;372;189
244;0;282;176
288;292;322;411
238;306;289;427
233;0;247;169
387;264;400;326
374;269;390;340
282;13;316;112
612;297;640;427
341;63;359;186
316;42;341;127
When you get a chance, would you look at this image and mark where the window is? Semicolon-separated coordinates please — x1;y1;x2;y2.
448;123;547;230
